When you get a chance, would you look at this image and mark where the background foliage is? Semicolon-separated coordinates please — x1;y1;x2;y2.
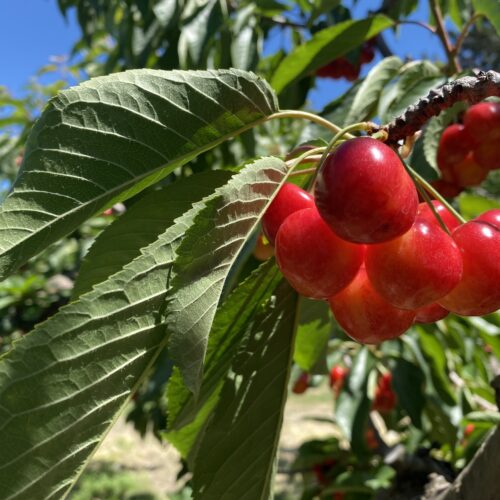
0;1;499;499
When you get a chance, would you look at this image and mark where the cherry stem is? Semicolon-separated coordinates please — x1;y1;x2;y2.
286;147;326;174
288;166;319;177
266;110;353;137
308;122;370;189
414;178;452;235
402;159;467;224
453;13;484;58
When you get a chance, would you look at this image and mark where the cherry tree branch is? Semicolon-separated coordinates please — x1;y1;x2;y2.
378;70;500;145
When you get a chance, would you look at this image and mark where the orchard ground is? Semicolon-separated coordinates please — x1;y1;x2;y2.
82;387;334;498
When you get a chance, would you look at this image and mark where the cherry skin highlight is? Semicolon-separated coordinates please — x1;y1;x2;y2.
329;267;416;344
415;303;449;323
463;102;500;142
365;219;463;310
416;200;460;232
439;220;500;316
275;208;363;299
315;137;418;244
262;183;315;244
476;209;500;229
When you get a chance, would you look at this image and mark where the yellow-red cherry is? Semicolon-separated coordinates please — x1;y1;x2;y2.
262;183;315;244
275;207;363;299
314;137;418;244
365;219;463;310
439;220;500;316
329;267;416;344
416;200;460;232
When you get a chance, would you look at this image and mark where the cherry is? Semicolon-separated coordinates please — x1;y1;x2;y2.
292;372;309;394
372;372;396;412
430;179;463;199
365;428;378;450
437;124;477;170
315;137;418;244
253;233;274;261
474;139;500;170
416;200;460;232
415;303;449;323
463;102;500;142
365;219;463;310
329;267;416;344
464;423;475;438
439;150;489;187
262;183;315;244
360;43;375;64
476;209;500;229
438;220;500;316
329;365;347;396
275;208;363;299
313;458;336;485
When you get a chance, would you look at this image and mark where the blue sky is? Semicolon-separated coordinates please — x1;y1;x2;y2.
0;0;446;110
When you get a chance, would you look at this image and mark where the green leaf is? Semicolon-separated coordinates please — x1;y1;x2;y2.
270;15;393;94
335;347;375;455
380;61;443;121
231;5;259;71
464;411;500;424
178;0;223;68
168;156;290;394
392;358;425;428
165;260;282;434
459;193;500;219
192;281;299;499
345;56;403;124
294;298;332;374
0;190;212;499
73;170;233;298
472;0;500;35
417;327;456;405
0;69;278;281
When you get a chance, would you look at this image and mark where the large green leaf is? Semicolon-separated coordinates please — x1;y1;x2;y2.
0;69;278;281
0;177;219;499
73;170;232;298
168;156;290;394
164;260;282;457
192;281;299;499
345;56;403;124
270;15;393;94
472;0;500;36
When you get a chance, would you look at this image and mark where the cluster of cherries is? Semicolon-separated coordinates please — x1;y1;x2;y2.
262;135;500;344
433;101;500;197
315;40;375;81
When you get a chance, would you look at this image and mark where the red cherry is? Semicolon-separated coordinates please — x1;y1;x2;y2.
463;102;500;142
329;365;347;396
464;423;475;437
416;200;460;232
262;183;315;244
430;179;463;199
379;372;392;388
439;220;500;316
415;303;449;323
253;233;274;261
365;219;463;310
329;267;416;344
365;428;378;450
315;137;418;244
439;150;489;187
360;43;375;64
474;139;500;170
275;208;363;299
476;209;500;229
437;124;477;171
292;373;309;394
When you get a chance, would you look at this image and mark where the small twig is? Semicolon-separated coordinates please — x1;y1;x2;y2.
397;19;437;35
429;0;461;74
453;13;484;57
379;70;500;144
